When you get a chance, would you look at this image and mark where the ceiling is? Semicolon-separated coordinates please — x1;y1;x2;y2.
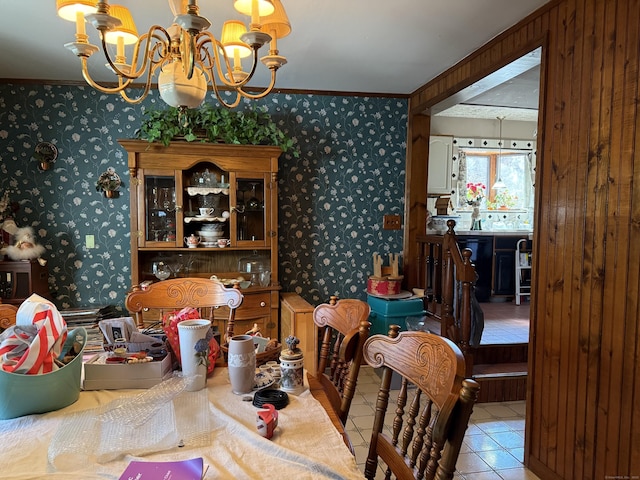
0;0;548;115
433;48;541;121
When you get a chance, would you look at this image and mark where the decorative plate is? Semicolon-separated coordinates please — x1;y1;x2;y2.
35;142;58;162
253;371;275;391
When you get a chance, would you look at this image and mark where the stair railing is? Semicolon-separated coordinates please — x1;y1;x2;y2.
417;220;477;376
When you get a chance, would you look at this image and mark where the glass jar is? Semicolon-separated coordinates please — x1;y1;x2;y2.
238;251;269;286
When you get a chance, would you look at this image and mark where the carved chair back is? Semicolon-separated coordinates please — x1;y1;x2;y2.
125;278;243;342
0;302;18;333
313;297;371;424
363;325;480;480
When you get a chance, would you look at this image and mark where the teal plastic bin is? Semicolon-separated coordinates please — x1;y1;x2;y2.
367;296;425;336
0;327;86;419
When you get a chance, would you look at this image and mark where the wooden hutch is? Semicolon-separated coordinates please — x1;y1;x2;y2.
119;140;281;339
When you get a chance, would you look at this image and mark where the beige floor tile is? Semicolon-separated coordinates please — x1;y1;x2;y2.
498;467;542;479
349;402;375;417
489;430;525;449
349;366;541;479
455;451;493;474
476;449;523;470
463;434;502;452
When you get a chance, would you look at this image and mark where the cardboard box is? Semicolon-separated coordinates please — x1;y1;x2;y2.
83;352;173;390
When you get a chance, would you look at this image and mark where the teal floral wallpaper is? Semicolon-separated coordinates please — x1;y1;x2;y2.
0;84;407;309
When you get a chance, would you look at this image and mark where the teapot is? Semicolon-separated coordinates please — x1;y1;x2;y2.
184;234;200;248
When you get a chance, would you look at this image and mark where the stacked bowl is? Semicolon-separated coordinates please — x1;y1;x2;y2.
198;223;225;247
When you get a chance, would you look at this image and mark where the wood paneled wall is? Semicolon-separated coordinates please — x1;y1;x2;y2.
405;0;640;478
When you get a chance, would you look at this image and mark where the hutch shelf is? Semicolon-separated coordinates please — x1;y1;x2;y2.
119;140;282;339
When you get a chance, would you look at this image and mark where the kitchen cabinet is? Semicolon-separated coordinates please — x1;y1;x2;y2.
456;236;493;302
427;135;455;195
119;140;282;338
492;236;531;297
456;233;532;301
493;249;516;295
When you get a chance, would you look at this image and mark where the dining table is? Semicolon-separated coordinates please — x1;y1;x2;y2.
0;367;365;480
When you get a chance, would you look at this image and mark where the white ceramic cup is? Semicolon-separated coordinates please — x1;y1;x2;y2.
199;207;214;216
217;238;229;248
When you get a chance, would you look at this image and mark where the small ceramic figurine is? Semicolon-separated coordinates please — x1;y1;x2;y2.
256;403;278;439
280;336;304;395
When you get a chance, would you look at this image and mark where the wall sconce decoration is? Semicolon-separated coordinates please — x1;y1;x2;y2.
33;142;58;171
95;167;122;198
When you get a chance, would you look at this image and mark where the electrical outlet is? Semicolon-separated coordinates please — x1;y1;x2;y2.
85;235;95;249
383;214;402;230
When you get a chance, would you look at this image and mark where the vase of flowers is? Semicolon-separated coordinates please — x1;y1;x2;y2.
465;182;485;230
465;182;486;207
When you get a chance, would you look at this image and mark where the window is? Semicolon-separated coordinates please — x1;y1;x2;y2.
459;148;534;209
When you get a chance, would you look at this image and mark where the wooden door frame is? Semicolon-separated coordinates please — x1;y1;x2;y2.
403;35;548;469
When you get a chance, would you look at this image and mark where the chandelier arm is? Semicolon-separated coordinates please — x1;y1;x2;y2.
79;57;136;94
196;32;257;89
209;76;244;109
232;69;278;100
117;62;159;104
125;31;171;79
99;26;172;81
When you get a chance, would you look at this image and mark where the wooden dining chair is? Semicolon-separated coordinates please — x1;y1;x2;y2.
362;325;480;480
313;297;371;425
125;278;243;342
0;301;18;333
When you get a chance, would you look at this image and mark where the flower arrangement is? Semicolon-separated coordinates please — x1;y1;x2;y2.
488;189;518;209
95;168;122;197
465;182;486;205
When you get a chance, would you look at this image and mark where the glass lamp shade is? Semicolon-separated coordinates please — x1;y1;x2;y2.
56;0;97;21
492;178;507;190
158;61;207;108
103;5;138;45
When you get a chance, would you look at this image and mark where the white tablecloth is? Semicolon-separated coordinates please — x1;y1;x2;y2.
0;368;364;480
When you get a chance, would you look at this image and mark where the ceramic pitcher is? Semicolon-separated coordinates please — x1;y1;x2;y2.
227;335;256;394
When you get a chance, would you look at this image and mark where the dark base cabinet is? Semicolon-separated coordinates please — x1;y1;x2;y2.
493;250;516;295
457;234;532;301
493;236;532;297
457;236;493;302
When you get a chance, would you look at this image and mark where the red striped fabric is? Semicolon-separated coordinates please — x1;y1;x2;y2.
0;294;67;375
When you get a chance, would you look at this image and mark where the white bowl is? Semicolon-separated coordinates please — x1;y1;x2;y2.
198;230;223;239
200;223;225;231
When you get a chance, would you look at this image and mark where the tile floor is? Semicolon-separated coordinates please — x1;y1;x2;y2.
423;301;531;345
346;366;541;479
479;301;530;344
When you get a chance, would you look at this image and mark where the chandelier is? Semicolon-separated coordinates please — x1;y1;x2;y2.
56;0;291;109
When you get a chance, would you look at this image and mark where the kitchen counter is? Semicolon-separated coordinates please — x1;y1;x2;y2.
427;229;534;238
419;230;533;302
